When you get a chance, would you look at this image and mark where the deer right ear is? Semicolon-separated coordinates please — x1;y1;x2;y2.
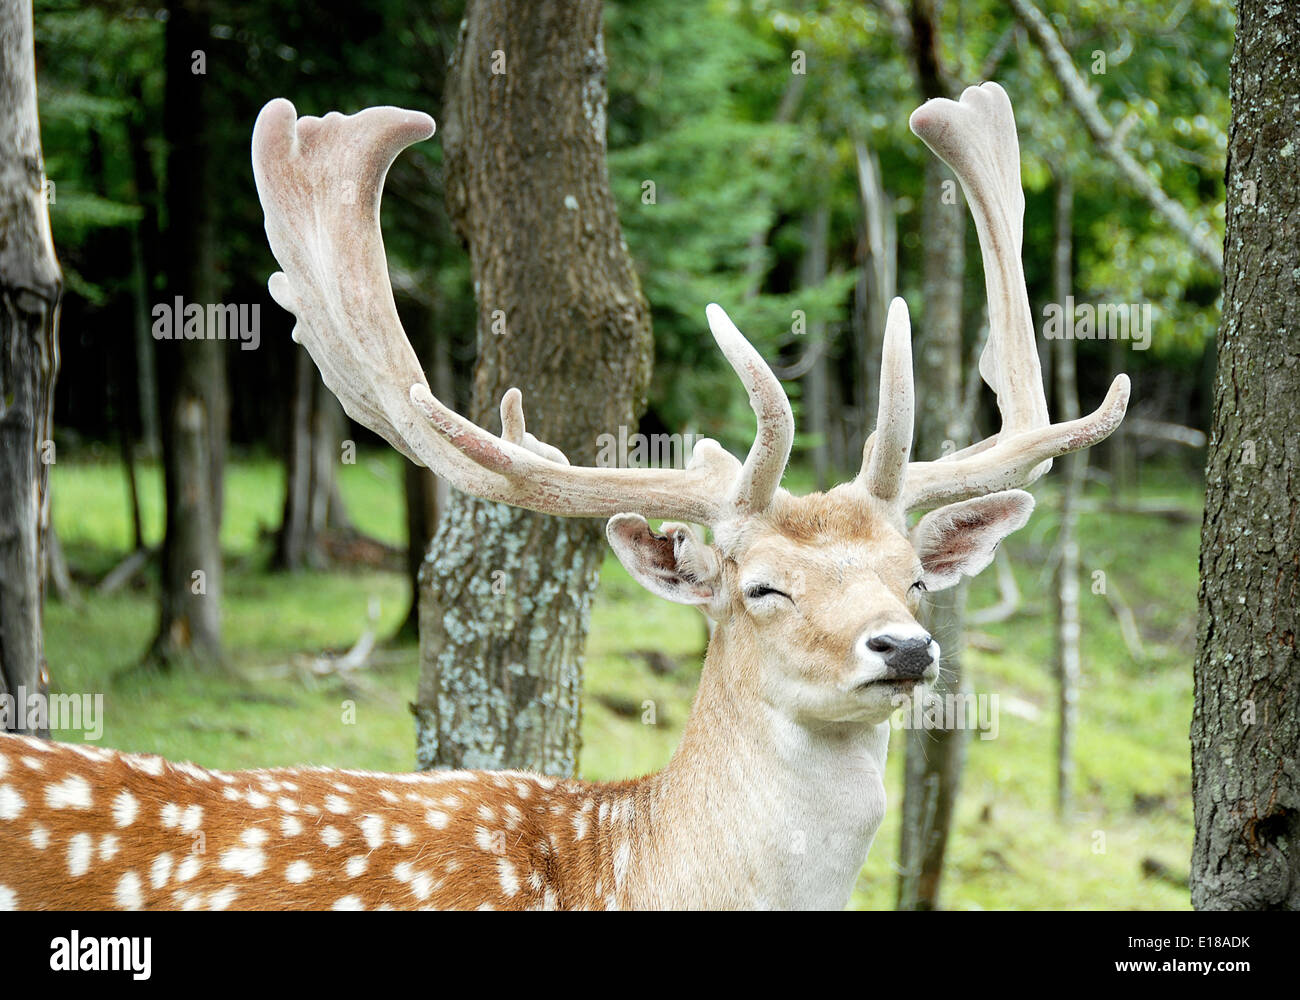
606;514;720;606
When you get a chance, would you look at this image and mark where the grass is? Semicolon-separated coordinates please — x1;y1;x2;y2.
44;448;1201;909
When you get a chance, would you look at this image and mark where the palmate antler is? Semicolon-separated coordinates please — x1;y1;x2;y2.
251;83;1126;529
251;98;792;527
858;82;1130;512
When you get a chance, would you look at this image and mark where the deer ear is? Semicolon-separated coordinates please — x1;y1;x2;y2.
911;489;1034;592
606;514;720;606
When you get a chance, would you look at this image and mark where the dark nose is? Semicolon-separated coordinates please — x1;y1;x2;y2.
867;633;934;679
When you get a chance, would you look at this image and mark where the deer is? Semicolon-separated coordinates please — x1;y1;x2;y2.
0;82;1128;911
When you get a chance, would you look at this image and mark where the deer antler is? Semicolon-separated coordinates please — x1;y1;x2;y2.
858;82;1129;512
251;99;793;525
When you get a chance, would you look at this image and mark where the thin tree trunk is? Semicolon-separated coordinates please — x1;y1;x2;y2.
898;0;968;911
147;0;226;671
801;205;831;489
1191;0;1300;910
0;0;61;731
853;138;896;456
1051;171;1084;820
417;0;652;774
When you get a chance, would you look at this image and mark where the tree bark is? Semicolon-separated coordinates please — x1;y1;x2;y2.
0;0;61;730
147;0;226;671
416;0;652;774
897;0;969;911
1190;0;1300;910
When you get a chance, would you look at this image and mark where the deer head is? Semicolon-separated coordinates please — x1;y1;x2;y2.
252;82;1128;737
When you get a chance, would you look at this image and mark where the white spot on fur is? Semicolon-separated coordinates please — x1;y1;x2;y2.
411;872;435;901
498;858;519;897
45;775;92;810
277;797;298;812
281;815;303;837
246;789;270;809
359;814;386;849
99;833;120;861
112;789;138;828
220;846;267;877
114;872;143;910
181;805;203;833
30;824;50;850
176;856;200;882
572;812;589;840
426;810;449;830
320;826;343;848
346;856;368;878
332;895;365;911
208;887;238;910
0;785;24;820
151;853;174;889
241;827;269;847
392;823;415;847
324;795;350;814
67;833;93;876
286;860;313;883
20;755;43;771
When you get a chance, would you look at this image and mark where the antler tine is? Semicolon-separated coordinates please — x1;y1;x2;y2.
252;100;776;527
705;304;795;514
858;297;915;503
898;82;1129;512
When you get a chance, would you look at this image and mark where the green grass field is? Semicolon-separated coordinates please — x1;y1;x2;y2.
44;448;1201;909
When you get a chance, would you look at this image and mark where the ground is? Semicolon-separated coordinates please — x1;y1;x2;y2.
44;446;1199;909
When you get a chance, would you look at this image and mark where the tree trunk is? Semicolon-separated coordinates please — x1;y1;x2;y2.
1190;0;1300;911
416;0;652;774
0;0;61;731
398;309;450;642
898;0;968;910
801;205;831;489
147;0;226;671
1051;171;1084;820
853;138;896;459
274;354;347;572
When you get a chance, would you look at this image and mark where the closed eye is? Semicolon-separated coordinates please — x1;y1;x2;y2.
744;583;792;602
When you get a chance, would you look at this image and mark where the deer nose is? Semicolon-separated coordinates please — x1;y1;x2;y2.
866;633;936;680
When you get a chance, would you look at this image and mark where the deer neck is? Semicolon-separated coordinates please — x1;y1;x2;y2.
627;622;891;910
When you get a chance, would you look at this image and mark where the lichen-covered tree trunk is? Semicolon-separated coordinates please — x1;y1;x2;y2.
0;0;61;730
416;0;652;774
1190;0;1300;911
147;0;226;670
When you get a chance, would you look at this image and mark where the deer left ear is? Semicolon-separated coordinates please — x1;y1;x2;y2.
911;489;1035;592
606;514;720;606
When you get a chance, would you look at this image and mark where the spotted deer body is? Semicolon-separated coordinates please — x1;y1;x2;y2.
0;83;1128;910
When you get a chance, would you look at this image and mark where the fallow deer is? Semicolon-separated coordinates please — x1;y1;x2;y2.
0;82;1127;910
